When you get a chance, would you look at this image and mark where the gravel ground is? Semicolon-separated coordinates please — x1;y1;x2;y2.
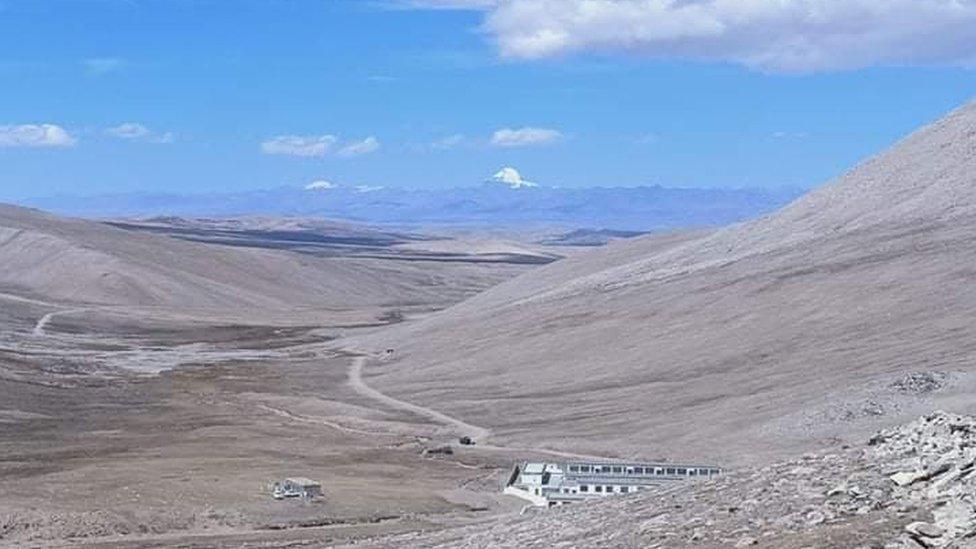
350;411;976;549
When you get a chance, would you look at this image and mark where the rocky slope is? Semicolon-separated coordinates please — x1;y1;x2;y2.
352;411;976;548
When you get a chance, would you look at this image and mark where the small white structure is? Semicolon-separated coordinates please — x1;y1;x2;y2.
272;477;323;500
504;460;721;507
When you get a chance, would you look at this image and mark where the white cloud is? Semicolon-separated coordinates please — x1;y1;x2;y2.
488;166;537;188
305;180;337;191
105;123;174;143
490;126;562;147
262;134;381;158
304;181;384;193
262;134;338;157
337;136;381;157
772;131;809;140
0;124;76;148
108;123;150;140
431;133;465;150
83;57;124;75
636;133;660;145
355;184;385;193
409;0;976;73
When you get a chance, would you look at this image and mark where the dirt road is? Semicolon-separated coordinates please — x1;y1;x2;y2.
348;355;492;442
346;354;606;461
32;308;87;337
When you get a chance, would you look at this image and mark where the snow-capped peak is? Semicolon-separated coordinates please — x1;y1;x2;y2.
488;167;537;189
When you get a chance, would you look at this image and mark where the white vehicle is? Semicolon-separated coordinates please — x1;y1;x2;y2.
271;477;323;500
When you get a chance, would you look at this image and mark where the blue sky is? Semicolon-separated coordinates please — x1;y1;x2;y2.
1;0;976;200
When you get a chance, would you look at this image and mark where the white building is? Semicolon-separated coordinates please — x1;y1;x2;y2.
504;460;721;507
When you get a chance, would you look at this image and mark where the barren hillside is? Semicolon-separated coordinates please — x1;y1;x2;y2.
352;100;976;466
0;205;536;323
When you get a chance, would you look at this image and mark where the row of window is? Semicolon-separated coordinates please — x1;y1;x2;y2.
578;484;632;494
567;465;720;477
545;485;636;507
546;484;637;496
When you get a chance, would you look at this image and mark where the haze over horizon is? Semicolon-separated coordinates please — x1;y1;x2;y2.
17;170;805;230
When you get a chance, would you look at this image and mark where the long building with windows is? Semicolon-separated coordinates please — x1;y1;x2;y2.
504;460;722;507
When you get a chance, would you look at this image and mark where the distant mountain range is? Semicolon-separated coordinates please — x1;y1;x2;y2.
23;182;805;231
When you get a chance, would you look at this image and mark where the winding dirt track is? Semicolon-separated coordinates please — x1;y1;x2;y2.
32;308;87;337
0;291;88;338
0;291;56;308
348;355;491;442
257;403;393;438
346;354;606;461
16;289;604;462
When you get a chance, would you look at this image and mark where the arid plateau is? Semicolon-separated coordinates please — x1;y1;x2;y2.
5;102;976;548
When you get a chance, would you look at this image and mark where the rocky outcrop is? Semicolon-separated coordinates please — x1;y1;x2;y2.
870;412;976;547
351;412;976;548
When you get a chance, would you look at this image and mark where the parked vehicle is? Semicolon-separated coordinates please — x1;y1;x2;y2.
271;477;323;500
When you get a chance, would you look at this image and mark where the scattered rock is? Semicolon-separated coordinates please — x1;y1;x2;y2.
827;483;848;497
890;372;948;395
905;522;944;538
805;510;826;526
735;536;758;547
890;471;925;487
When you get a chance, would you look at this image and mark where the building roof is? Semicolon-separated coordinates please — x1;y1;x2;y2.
285;477;321;487
522;463;568;473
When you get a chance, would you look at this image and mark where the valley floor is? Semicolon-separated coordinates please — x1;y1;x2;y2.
2;282;972;548
0;293;599;547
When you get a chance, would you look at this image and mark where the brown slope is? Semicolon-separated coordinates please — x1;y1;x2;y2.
0;204;525;322
351;100;976;466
